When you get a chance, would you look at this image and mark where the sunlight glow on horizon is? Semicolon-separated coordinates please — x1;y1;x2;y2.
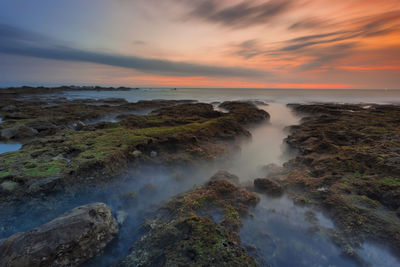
0;0;399;89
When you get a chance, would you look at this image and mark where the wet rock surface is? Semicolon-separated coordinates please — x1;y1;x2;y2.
278;103;400;257
118;179;259;267
0;202;118;267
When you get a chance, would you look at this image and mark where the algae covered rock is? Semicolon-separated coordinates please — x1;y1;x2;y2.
254;178;283;196
119;180;259;266
0;202;118;267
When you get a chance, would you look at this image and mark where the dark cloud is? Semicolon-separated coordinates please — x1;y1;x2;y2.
0;24;266;78
186;0;293;28
234;39;266;59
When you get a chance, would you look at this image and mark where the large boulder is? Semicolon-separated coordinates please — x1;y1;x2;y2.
0;202;118;267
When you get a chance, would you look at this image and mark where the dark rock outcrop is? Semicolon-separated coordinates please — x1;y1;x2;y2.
0;203;118;267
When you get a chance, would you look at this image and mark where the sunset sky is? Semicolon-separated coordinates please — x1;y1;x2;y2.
1;0;400;89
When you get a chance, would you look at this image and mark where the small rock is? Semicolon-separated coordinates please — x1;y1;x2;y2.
75;120;86;130
131;150;142;158
254;178;283;196
150;151;158;157
0;181;19;192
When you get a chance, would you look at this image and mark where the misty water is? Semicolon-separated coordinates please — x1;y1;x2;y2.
2;88;400;266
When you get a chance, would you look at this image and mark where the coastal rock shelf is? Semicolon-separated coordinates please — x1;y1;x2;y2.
0;87;399;266
0;91;270;203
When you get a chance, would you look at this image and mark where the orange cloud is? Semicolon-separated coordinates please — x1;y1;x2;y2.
337;65;400;71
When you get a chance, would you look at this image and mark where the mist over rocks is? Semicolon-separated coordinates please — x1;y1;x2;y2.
0;202;118;267
118;179;259;267
279;103;400;259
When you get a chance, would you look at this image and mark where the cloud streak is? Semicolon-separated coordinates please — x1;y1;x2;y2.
185;0;293;28
0;24;266;78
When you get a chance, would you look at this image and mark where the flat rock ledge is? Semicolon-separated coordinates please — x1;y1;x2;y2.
0;202;118;267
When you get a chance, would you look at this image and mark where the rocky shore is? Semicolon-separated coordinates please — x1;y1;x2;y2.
1;87;399;266
0;88;269;204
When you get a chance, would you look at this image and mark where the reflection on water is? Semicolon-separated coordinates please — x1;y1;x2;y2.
0;143;22;154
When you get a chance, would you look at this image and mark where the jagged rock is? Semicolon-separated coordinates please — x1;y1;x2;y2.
254;178;283;196
209;170;240;185
0;203;118;267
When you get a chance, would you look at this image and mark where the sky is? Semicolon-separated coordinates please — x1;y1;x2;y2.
0;0;399;89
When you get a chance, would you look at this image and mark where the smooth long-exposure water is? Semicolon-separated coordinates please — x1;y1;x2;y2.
2;88;400;266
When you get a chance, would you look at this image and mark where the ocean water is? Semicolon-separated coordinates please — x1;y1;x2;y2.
2;88;399;266
61;88;400;105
